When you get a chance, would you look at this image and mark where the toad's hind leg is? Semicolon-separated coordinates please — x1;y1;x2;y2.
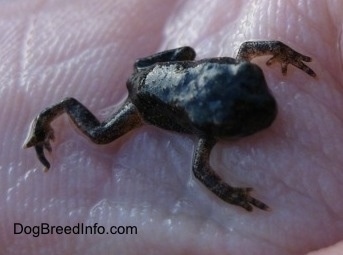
24;97;143;170
236;40;316;77
134;46;196;70
192;138;269;211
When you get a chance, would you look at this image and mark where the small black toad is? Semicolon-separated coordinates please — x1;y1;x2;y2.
24;41;316;211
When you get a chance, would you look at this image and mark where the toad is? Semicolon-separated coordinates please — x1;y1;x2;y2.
24;41;316;211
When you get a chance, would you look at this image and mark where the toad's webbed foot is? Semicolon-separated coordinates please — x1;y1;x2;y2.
24;116;55;170
24;97;142;170
237;40;316;77
193;138;269;211
225;187;269;212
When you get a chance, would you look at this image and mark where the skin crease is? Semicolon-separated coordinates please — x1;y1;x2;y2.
0;0;342;254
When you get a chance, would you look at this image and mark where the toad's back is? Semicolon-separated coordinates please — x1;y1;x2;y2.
127;59;277;138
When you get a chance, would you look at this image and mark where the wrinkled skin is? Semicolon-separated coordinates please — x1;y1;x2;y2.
1;0;343;254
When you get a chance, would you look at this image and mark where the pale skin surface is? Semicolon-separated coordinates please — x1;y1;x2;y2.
1;0;343;254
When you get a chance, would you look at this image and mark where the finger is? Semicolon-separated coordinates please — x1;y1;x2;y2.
293;61;317;77
248;196;270;211
266;56;277;66
281;63;288;75
35;145;51;170
300;55;312;62
241;202;253;212
44;142;52;152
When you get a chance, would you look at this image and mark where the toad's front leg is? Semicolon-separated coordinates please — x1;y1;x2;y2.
237;40;316;77
192;138;269;211
24;97;142;170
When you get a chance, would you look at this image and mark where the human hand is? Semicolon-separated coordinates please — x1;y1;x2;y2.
1;0;342;254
